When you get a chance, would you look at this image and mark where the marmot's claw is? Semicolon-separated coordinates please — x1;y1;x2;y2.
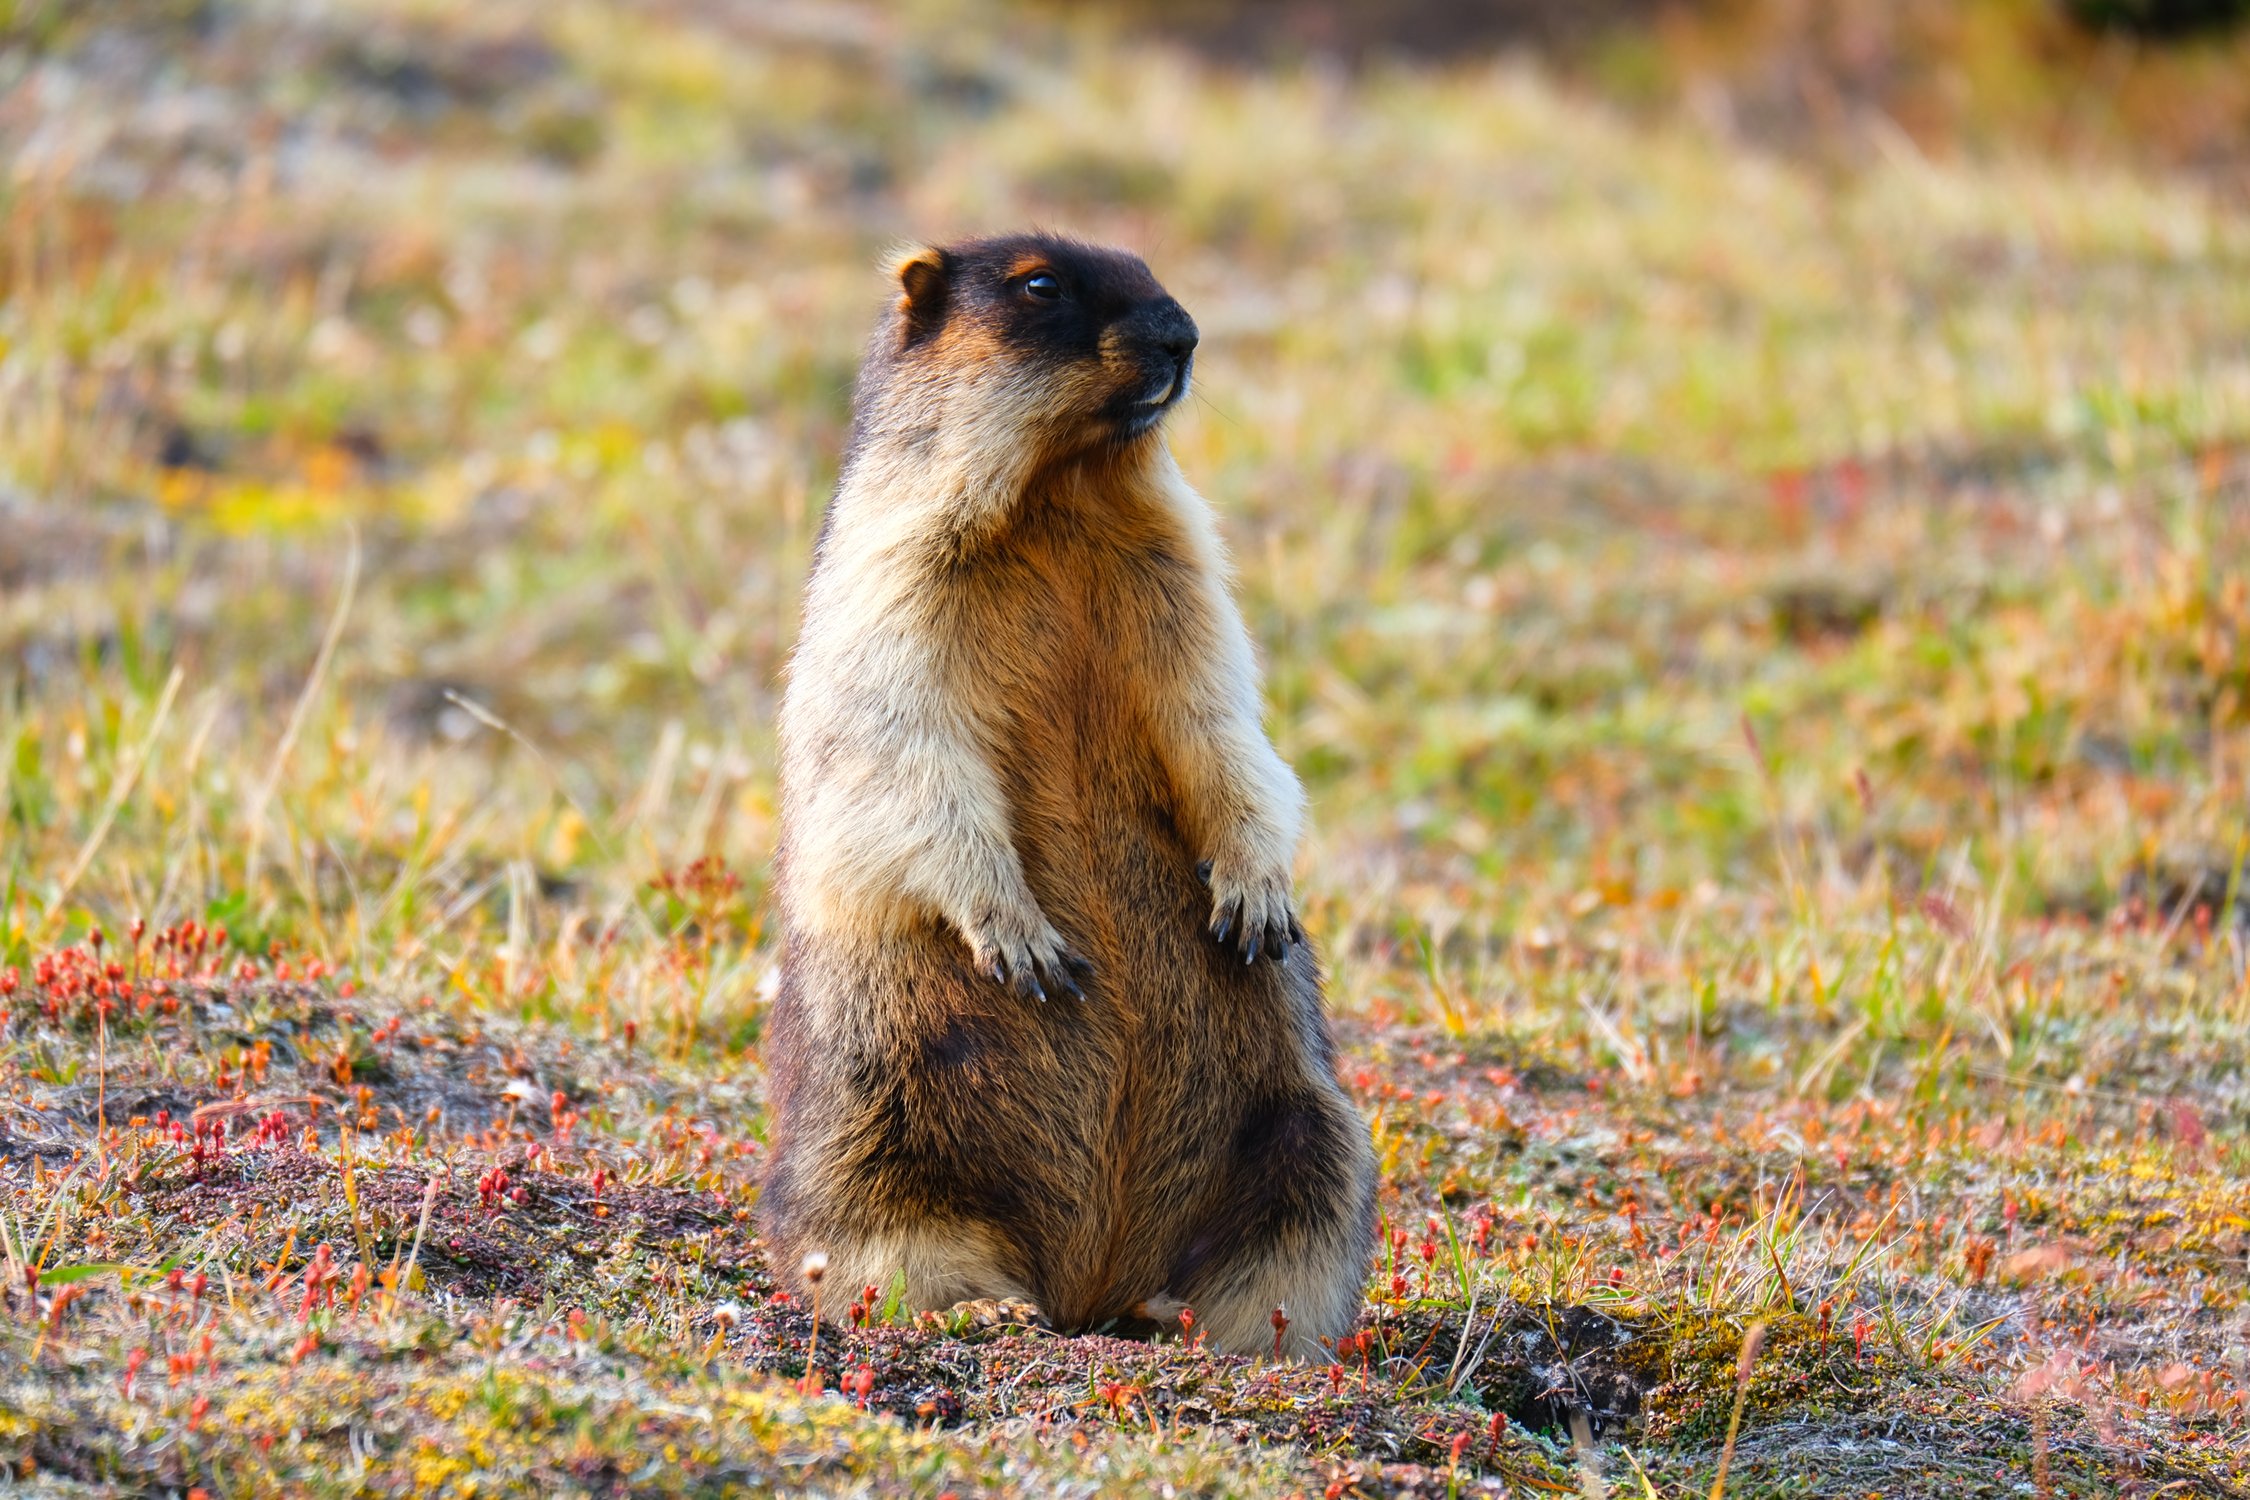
1195;859;1213;885
1026;949;1094;1002
1204;868;1299;964
964;909;1081;1001
983;947;1091;1003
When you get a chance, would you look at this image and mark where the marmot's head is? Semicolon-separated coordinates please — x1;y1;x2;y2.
874;233;1199;462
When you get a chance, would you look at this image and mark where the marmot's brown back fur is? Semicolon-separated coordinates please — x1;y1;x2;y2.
759;233;1375;1358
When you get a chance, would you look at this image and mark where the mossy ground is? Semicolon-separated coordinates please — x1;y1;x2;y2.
5;1;2250;1495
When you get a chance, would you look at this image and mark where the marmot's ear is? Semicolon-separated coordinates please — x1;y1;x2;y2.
893;246;953;343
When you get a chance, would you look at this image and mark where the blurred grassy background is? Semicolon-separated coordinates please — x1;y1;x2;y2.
5;4;2250;1493
6;0;2247;992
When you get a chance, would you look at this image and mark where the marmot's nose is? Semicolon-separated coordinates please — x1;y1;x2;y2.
1141;299;1199;364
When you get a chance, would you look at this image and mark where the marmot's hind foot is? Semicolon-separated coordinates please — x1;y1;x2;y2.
937;1296;1048;1334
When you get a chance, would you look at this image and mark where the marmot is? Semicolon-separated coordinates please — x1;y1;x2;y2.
759;233;1375;1359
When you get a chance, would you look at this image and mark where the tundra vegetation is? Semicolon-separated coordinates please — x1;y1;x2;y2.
2;1;2249;1494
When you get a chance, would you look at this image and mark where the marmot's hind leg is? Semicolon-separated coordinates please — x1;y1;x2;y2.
1164;1089;1376;1360
788;1221;1041;1326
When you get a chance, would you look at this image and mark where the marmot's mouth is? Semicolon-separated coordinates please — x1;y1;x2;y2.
1109;356;1191;439
1137;354;1192;410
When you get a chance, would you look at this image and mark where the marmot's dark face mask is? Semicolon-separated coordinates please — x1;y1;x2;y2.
890;234;1199;453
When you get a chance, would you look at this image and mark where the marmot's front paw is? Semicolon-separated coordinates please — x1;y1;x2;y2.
1197;856;1303;964
961;908;1092;1002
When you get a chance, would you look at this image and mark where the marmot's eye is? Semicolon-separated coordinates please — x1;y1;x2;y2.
1022;271;1064;301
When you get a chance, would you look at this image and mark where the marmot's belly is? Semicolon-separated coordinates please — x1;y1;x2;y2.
983;761;1324;1312
1004;741;1296;1067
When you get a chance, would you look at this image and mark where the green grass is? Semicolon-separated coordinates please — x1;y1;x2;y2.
3;1;2250;1494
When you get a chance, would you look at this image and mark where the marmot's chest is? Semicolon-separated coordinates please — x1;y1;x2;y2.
944;529;1182;710
938;536;1189;822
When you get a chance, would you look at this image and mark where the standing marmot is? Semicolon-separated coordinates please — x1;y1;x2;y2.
759;233;1375;1359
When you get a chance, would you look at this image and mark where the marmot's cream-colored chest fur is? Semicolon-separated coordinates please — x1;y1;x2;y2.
759;234;1374;1359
